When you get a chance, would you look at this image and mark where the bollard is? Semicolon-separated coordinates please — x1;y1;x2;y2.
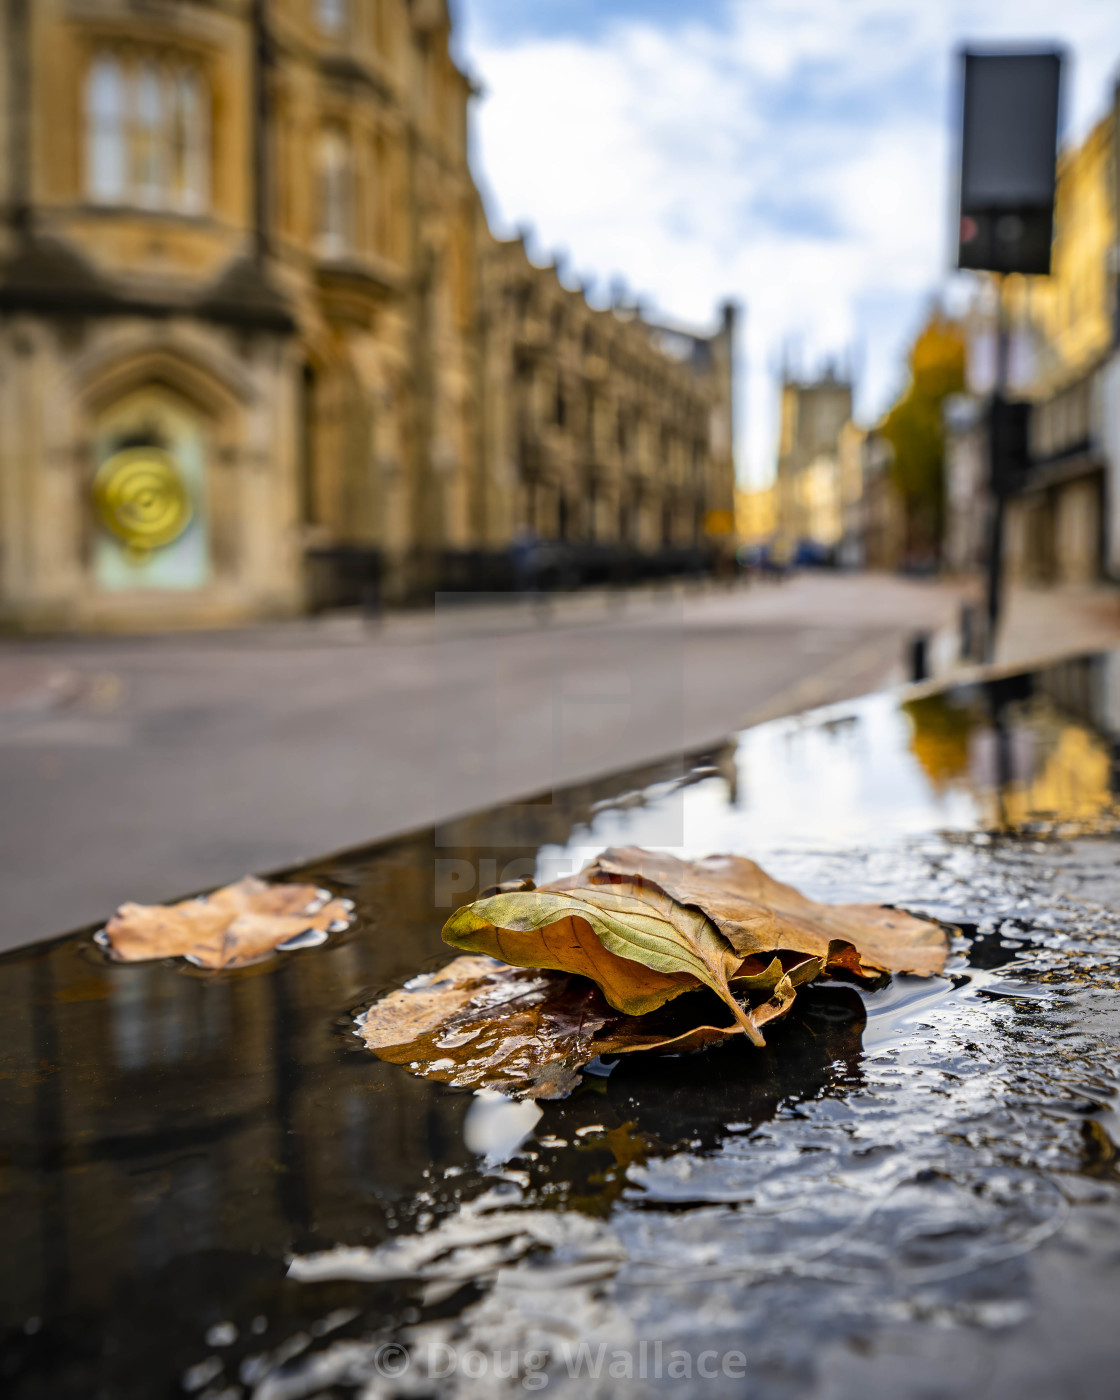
909;631;930;683
959;602;977;662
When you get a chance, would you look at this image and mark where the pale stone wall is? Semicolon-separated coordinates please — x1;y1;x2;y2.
478;236;735;554
0;0;737;628
0;314;304;630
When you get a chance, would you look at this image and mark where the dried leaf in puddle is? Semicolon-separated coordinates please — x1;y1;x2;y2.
98;876;355;969
369;849;946;1092
358;952;824;1097
360;956;614;1098
566;847;949;977
442;884;767;1044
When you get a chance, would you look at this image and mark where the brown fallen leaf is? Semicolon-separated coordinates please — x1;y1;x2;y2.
358;951;826;1097
441;858;941;1048
97;876;355;970
365;849;945;1091
563;848;948;978
442;882;767;1043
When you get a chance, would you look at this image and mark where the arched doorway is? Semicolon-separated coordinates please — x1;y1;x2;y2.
91;385;210;592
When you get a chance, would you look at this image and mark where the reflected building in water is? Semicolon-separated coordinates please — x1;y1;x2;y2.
903;651;1120;833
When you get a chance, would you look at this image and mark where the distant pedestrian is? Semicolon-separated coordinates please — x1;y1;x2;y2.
511;525;540;593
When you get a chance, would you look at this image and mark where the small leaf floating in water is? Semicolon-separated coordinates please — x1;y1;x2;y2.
95;875;355;970
360;848;949;1097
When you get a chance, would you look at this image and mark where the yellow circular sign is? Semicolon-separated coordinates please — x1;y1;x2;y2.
93;447;193;554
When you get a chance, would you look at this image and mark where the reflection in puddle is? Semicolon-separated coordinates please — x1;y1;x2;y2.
540;655;1120;880
904;666;1120;837
902;692;976;788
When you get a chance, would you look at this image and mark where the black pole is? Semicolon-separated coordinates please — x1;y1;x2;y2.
984;492;1005;662
984;275;1010;662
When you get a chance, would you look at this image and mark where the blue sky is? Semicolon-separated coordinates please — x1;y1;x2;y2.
456;1;1120;485
457;0;696;45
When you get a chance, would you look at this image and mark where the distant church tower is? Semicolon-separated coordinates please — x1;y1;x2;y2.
775;367;855;554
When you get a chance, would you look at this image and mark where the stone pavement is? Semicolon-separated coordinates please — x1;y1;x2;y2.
994;583;1120;670
0;571;1113;950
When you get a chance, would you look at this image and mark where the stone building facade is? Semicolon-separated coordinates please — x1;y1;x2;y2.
1006;86;1119;586
478;236;736;571
945;80;1120;588
0;0;736;631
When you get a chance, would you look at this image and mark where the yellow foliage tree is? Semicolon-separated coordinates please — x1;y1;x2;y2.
881;312;966;562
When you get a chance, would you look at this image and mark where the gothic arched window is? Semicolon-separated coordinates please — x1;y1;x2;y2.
86;55;127;203
317;129;354;258
85;52;210;213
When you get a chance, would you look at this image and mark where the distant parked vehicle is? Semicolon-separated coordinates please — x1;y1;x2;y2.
792;538;835;568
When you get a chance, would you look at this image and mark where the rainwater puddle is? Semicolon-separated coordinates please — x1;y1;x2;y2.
4;653;1120;1397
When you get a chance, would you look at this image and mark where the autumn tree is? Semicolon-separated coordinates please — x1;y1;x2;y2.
880;311;966;565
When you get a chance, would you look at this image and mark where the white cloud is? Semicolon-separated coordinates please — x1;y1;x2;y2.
463;0;1120;485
